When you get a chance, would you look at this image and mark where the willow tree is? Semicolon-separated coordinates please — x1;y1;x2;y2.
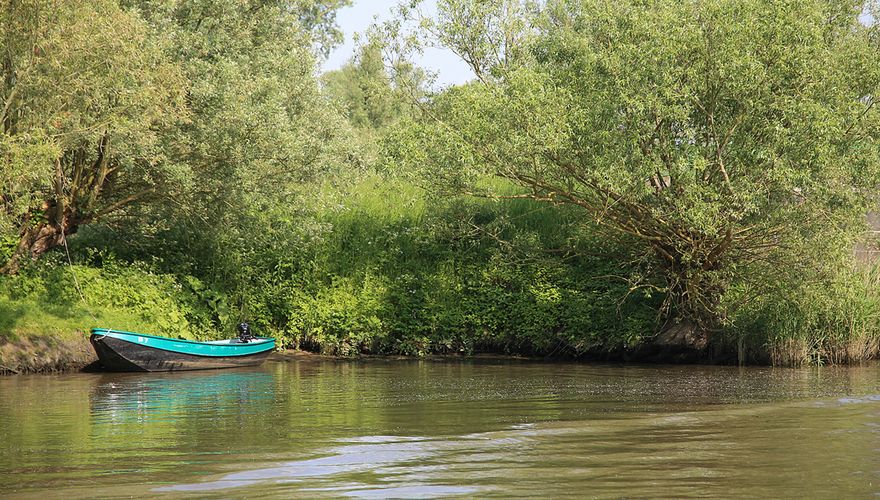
125;0;355;225
113;0;360;328
1;0;353;275
323;40;426;132
388;0;880;345
0;0;185;274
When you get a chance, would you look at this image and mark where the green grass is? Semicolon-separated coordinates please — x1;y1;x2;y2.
0;297;158;342
0;259;213;342
723;261;880;366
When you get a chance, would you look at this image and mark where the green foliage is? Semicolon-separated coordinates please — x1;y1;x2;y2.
0;0;187;271
429;0;535;79
290;274;389;355
387;0;880;336
0;256;214;341
1;0;356;273
4;0;880;367
727;262;880;366
129;0;357;217
259;175;660;356
63;172;657;357
323;39;424;131
321;36;428;166
293;0;353;57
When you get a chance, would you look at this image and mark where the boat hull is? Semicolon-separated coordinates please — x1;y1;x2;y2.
89;329;274;372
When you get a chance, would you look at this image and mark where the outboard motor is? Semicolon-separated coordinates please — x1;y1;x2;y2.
237;322;254;343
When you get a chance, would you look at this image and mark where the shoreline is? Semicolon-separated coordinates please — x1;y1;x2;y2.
0;338;549;375
0;334;686;375
0;334;96;375
1;334;871;375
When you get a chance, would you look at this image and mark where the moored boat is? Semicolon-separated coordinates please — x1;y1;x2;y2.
89;328;275;372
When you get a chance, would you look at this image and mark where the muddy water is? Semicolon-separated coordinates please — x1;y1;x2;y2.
1;359;879;498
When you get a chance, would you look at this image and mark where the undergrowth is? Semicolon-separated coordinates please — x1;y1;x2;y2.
3;175;878;366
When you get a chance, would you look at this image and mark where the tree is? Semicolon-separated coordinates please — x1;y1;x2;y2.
387;0;880;345
0;0;186;274
119;0;359;324
322;38;427;131
295;0;352;58
0;0;354;274
426;0;536;82
128;0;355;214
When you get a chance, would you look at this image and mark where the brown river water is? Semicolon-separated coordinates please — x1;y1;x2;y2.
1;358;879;498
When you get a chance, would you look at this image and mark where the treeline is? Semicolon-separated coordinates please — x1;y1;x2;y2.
2;0;880;365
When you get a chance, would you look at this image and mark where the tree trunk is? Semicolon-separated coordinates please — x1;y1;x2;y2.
655;319;709;350
650;237;728;350
0;208;77;275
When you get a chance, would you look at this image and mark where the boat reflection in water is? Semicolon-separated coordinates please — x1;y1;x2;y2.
89;369;276;428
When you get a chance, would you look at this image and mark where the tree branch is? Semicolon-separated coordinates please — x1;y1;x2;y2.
82;187;154;223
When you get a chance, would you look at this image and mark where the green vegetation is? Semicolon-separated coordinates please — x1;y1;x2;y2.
389;0;880;344
0;258;196;341
7;175;657;357
2;0;880;366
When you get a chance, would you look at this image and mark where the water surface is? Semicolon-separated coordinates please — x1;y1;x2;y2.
1;359;879;498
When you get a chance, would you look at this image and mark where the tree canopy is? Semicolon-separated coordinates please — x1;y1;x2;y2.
0;0;353;274
387;0;880;339
0;0;186;273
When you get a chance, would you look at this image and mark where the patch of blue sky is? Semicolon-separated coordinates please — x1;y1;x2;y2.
321;0;475;88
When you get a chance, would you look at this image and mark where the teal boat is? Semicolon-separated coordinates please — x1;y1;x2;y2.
89;328;275;372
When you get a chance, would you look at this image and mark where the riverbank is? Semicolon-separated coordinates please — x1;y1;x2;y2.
0;334;96;374
0;337;535;375
0;332;690;375
4;326;879;374
0;329;748;375
0;335;337;375
5;172;880;370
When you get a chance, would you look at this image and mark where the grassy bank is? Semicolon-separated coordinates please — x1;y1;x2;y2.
0;261;203;343
0;176;660;368
721;264;880;366
0;261;212;374
2;176;879;369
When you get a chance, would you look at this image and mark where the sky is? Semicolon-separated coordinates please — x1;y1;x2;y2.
321;0;475;88
322;2;876;86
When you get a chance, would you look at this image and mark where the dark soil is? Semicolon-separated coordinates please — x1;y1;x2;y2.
0;335;96;374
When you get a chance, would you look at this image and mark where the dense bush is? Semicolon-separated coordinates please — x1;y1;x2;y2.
0;175;660;358
724;263;880;366
0;255;213;341
4;173;879;366
260;178;661;356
